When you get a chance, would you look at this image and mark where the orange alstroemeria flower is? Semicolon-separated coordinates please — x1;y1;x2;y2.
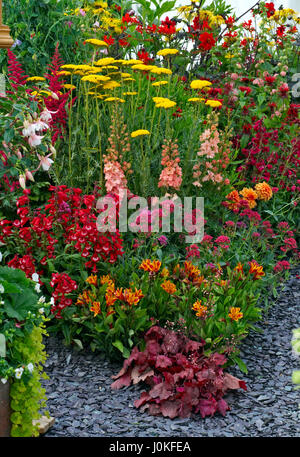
139;259;161;273
249;261;265;280
228;307;243;321
90;301;101;317
161;280;177;294
192;300;208;318
86;274;97;286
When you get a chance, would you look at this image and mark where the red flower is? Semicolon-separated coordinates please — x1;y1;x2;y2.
265;2;275;18
198;32;216;51
103;35;115;46
158;17;176;35
137;49;152;65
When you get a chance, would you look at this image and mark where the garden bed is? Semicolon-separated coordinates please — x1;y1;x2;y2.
41;268;300;438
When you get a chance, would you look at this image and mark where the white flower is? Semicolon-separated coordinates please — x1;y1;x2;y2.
28;133;44;147
27;363;34;373
50;297;55;305
0;283;4;294
22;120;36;137
34;120;49;132
0;252;2;262
38;307;45;314
40;109;52;122
38;296;46;304
34;283;41;293
15;367;24;380
1;378;7;384
32;273;39;283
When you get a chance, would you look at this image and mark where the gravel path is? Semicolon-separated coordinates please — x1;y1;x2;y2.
42;268;300;437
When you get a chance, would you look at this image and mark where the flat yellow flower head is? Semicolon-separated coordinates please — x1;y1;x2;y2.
104;97;125;103
157;49;179;57
84;39;108;47
205;100;222;108
190;79;212;89
26;76;46;82
95;57;116;66
131;129;150;138
188;97;205;102
152;81;168;87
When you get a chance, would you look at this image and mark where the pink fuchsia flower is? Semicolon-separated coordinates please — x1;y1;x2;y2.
28;134;43;147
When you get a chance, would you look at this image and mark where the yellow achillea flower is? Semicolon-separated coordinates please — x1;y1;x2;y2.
153;97;176;108
26;76;45;82
103;81;121;90
192;300;208;318
188;97;205;102
140;259;161;273
240;187;258;209
131;64;154;71
190;79;212;89
95;57;116;66
228;307;243;321
131;129;150;138
123;91;137;96
122;77;135;82
104;97;125;103
57;71;71;76
205;100;222;108
254;182;273;201
63;84;76;90
90;301;101;317
81;75;111;83
60;64;78;71
151;67;172;75
86;275;97;286
84;39;108;47
122;59;143;65
157;48;179;57
121;73;132;78
152;81;168;86
161;280;177;294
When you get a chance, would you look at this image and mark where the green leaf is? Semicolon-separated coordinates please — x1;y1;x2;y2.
112;340;124;353
73;339;83;350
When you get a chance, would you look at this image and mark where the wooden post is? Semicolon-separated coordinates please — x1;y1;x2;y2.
0;382;11;437
0;0;14;49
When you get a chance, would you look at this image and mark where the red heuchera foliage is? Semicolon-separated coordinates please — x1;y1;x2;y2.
43;44;74;144
111;326;246;419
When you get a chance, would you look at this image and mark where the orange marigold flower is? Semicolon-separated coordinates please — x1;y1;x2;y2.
192;300;208;318
249;261;265;280
226;190;240;211
139;259;161;273
161;280;177;294
240;188;258;209
86;274;97;286
254;182;273;201
228;307;243;321
90;301;101;317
